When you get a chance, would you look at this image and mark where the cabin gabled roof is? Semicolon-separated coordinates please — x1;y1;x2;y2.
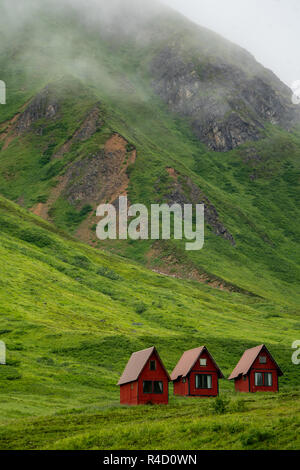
228;344;284;380
117;346;170;386
170;346;224;381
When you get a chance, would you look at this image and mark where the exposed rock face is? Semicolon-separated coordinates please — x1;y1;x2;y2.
63;133;136;206
15;86;59;134
151;47;298;151
163;168;235;245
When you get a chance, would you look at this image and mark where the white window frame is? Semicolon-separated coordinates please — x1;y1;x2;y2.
265;372;273;387
255;372;263;386
195;374;212;390
200;358;207;366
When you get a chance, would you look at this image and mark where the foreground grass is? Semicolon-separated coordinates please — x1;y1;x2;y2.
0;392;299;450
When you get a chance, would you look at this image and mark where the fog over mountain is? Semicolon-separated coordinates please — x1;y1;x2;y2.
163;0;300;87
1;0;298;90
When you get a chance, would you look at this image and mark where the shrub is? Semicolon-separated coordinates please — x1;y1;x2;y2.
40;142;57;166
240;429;273;447
36;194;48;204
126;164;135;177
72;255;91;270
135;302;147;314
97;266;121;281
19;228;53;248
65;205;93;227
211;396;230;415
80;204;93;217
126;143;135;153
41;161;64;180
231;399;248;413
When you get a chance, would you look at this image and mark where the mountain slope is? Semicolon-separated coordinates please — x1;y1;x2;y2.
0;194;299;449
0;5;299;319
0;1;299;449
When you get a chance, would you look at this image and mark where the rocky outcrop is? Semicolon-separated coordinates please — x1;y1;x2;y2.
15;85;59;135
63;133;136;206
151;47;298;151
162;168;235;245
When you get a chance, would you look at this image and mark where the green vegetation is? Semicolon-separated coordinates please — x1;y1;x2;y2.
0;196;299;449
1;393;299;450
0;2;299;450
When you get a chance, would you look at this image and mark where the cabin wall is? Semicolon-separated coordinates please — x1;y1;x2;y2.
137;352;169;404
188;350;219;396
173;350;220;397
249;369;278;392
249;349;279;392
173;377;189;396
234;375;250;392
120;381;138;405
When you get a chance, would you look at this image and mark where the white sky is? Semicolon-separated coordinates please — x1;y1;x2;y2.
162;0;300;87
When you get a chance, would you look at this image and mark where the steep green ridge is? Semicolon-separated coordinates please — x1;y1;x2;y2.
0;2;299;305
0;195;299;449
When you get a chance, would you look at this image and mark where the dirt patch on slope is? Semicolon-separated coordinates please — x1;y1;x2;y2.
31;173;70;220
147;241;254;295
0;99;32;150
74;134;136;244
31;133;136;245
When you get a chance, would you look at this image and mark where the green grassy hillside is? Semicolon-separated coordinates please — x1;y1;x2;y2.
0;0;299;450
0;2;299;308
0;195;299;449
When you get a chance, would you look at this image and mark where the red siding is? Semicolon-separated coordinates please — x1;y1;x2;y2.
174;350;220;397
137;352;169;405
249;350;279;392
173;377;189;396
235;349;279;393
120;381;138;405
120;351;169;405
234;374;250;392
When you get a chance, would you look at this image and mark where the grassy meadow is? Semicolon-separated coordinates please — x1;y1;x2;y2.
0;195;299;449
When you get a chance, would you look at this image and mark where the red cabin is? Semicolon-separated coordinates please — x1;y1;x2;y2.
229;344;283;393
171;346;224;397
118;346;170;405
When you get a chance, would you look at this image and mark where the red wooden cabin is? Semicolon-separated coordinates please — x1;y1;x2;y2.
229;344;283;393
171;346;224;397
118;346;170;405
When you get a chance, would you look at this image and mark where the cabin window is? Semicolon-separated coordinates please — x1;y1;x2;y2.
255;372;273;387
195;374;212;389
130;383;134;391
259;356;267;364
255;372;263;386
243;375;247;381
143;381;153;393
150;360;156;371
153;381;164;394
200;358;207;366
182;378;186;383
143;380;163;394
264;373;273;387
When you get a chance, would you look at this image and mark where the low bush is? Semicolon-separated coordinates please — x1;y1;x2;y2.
211;397;230;415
